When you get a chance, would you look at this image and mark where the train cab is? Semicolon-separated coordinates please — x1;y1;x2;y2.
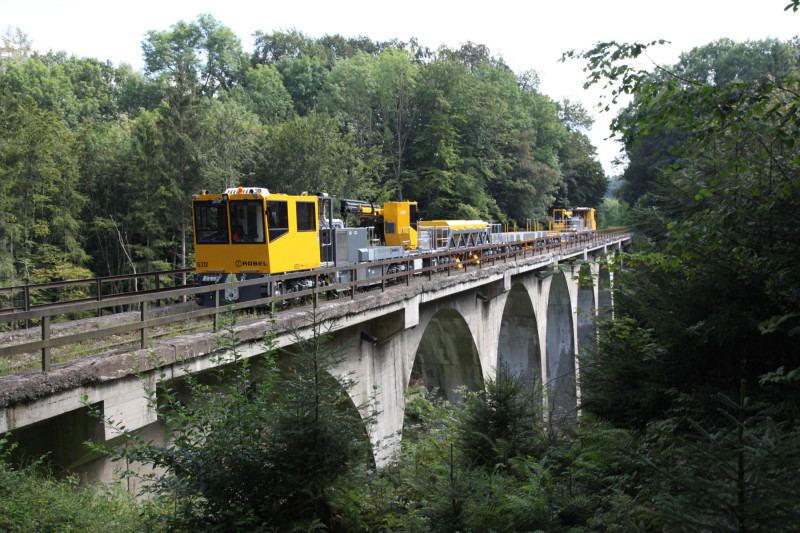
192;187;322;276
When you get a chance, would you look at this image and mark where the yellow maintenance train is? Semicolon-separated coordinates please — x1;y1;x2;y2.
191;187;595;305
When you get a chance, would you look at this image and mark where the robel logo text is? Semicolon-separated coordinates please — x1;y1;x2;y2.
235;260;266;267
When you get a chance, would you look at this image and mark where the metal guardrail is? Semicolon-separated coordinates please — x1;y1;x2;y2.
0;229;631;374
0;268;195;315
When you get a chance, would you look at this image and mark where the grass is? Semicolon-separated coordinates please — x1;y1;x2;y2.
0;438;155;532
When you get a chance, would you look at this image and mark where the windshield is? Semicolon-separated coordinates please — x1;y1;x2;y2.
194;201;229;244
230;200;266;244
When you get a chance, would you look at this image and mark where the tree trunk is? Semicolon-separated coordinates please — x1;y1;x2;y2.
181;220;187;302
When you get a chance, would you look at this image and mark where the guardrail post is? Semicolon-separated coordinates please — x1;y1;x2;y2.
381;264;386;292
24;283;30;329
155;272;160;292
41;316;51;373
140;301;148;349
406;260;410;286
96;278;103;317
214;290;220;332
269;280;276;317
313;275;318;308
351;268;356;300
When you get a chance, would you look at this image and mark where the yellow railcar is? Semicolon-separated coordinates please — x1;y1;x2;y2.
192;187;322;276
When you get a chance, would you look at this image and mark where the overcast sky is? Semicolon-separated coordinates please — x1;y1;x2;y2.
3;0;799;175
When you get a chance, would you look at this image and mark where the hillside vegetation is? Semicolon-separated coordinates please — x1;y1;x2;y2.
0;21;606;289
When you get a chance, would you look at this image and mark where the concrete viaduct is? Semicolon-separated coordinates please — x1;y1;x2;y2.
0;233;630;485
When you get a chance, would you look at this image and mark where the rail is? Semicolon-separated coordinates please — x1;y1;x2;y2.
0;229;631;374
0;268;195;315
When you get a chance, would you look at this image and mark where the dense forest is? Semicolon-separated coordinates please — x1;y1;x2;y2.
2;10;800;533
0;18;607;289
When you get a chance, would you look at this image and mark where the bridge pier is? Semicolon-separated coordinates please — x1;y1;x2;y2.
333;260;609;463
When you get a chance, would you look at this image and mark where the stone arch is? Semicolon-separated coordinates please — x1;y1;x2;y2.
546;272;576;417
497;283;540;386
414;308;483;403
576;264;597;357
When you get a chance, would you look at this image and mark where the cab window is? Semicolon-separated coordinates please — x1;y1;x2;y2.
194;201;229;244
267;200;289;242
229;200;266;244
296;201;316;232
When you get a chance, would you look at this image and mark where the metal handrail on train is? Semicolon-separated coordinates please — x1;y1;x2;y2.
0;229;631;375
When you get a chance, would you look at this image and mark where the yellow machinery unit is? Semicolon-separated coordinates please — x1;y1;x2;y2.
381;201;419;249
192;187;322;275
550;207;597;233
340;198;491;251
341;199;421;250
418;219;490;249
